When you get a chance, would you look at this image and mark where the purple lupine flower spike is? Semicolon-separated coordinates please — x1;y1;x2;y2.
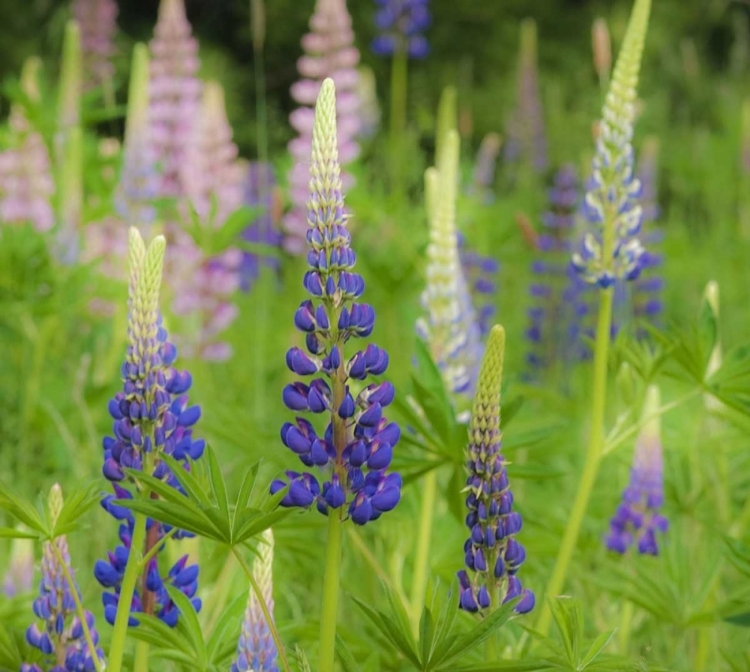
232;530;278;672
632;137;663;329
149;0;202;199
371;0;431;59
22;485;104;672
526;164;583;375
469;132;502;203
241;162;283;291
605;385;668;555
458;235;499;339
284;0;361;255
94;229;204;628
73;0;118;91
270;79;401;525
3;536;34;597
504;20;547;174
458;326;534;614
0;59;55;232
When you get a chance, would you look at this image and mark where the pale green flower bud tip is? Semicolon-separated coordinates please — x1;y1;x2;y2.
703;280;719;318
48;483;64;527
472;324;506;420
128;226;147;271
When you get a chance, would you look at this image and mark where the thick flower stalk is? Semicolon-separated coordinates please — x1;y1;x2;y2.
526;164;586;375
417;129;483;397
241;161;283;291
94;229;204;629
232;530;278;672
0;58;55;232
631;137;663;328
504;19;547;174
73;0;118;91
270;78;401;525
284;0;360;254
571;0;651;287
149;0;202;198
457;326;534;614
22;485;104;672
605;385;668;555
371;0;430;59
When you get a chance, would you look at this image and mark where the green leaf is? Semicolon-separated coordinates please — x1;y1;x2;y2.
335;635;361;672
412;338;457;443
206;590;247;663
548;597;584;665
0;483;46;535
724;610;750;627
52;481;102;537
580;630;616;668
439;662;553;672
0;527;38;539
205;445;230;520
164;584;208;667
352;596;421;668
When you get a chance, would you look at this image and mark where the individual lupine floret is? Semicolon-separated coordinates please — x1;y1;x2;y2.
605;385;668;555
504;19;547;174
270;79;401;525
232;530;278;672
631;137;663;328
571;0;651;287
284;0;361;254
94;229;204;627
417;130;484;397
73;0;118;91
0;58;55;232
457;326;534;614
149;0;202;198
526;164;584;374
371;0;431;59
22;485;104;672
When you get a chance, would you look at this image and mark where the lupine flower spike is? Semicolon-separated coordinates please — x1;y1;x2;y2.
284;0;361;254
22;484;104;672
571;0;651;287
95;228;204;627
3;535;34;597
457;326;534;614
232;530;278;672
605;385;668;555
371;0;431;59
469;132;502;203
592;18;612;88
0;58;55;232
418;129;483;398
504;19;547;173
73;0;118;92
270;78;402;525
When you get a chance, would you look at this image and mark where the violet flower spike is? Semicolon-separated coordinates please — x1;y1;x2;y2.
457;326;534;614
73;0;118;91
284;0;361;254
271;78;401;525
605;385;668;555
371;0;431;59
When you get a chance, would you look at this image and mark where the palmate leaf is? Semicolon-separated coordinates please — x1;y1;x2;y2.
0;482;46;537
116;447;289;547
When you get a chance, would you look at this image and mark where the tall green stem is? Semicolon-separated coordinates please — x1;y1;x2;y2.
106;511;148;672
319;513;344;672
618;600;634;652
134;641;150;672
536;285;613;637
389;49;408;195
409;468;437;635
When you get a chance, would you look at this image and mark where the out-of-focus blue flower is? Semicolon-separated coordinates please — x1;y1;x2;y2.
371;0;430;59
457;327;534;615
95;230;203;628
22;485;104;672
605;386;668;555
571;0;650;287
458;234;499;339
232;530;278;672
270;79;401;525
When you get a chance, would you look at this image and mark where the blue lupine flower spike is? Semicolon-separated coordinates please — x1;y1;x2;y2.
232;530;279;672
95;228;204;628
457;326;534;614
371;0;430;59
22;484;104;672
571;0;651;287
605;385;668;555
270;78;401;525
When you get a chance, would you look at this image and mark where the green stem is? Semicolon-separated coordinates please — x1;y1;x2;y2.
389;49;409;195
618;600;634;652
319;512;344;672
106;511;148;672
409;468;438;636
536;286;613;637
233;547;292;672
485;584;502;661
50;543;104;672
134;641;149;672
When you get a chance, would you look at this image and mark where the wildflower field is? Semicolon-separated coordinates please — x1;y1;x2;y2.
1;0;750;670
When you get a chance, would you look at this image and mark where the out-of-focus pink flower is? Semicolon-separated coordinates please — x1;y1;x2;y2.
73;0;119;91
284;0;360;254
